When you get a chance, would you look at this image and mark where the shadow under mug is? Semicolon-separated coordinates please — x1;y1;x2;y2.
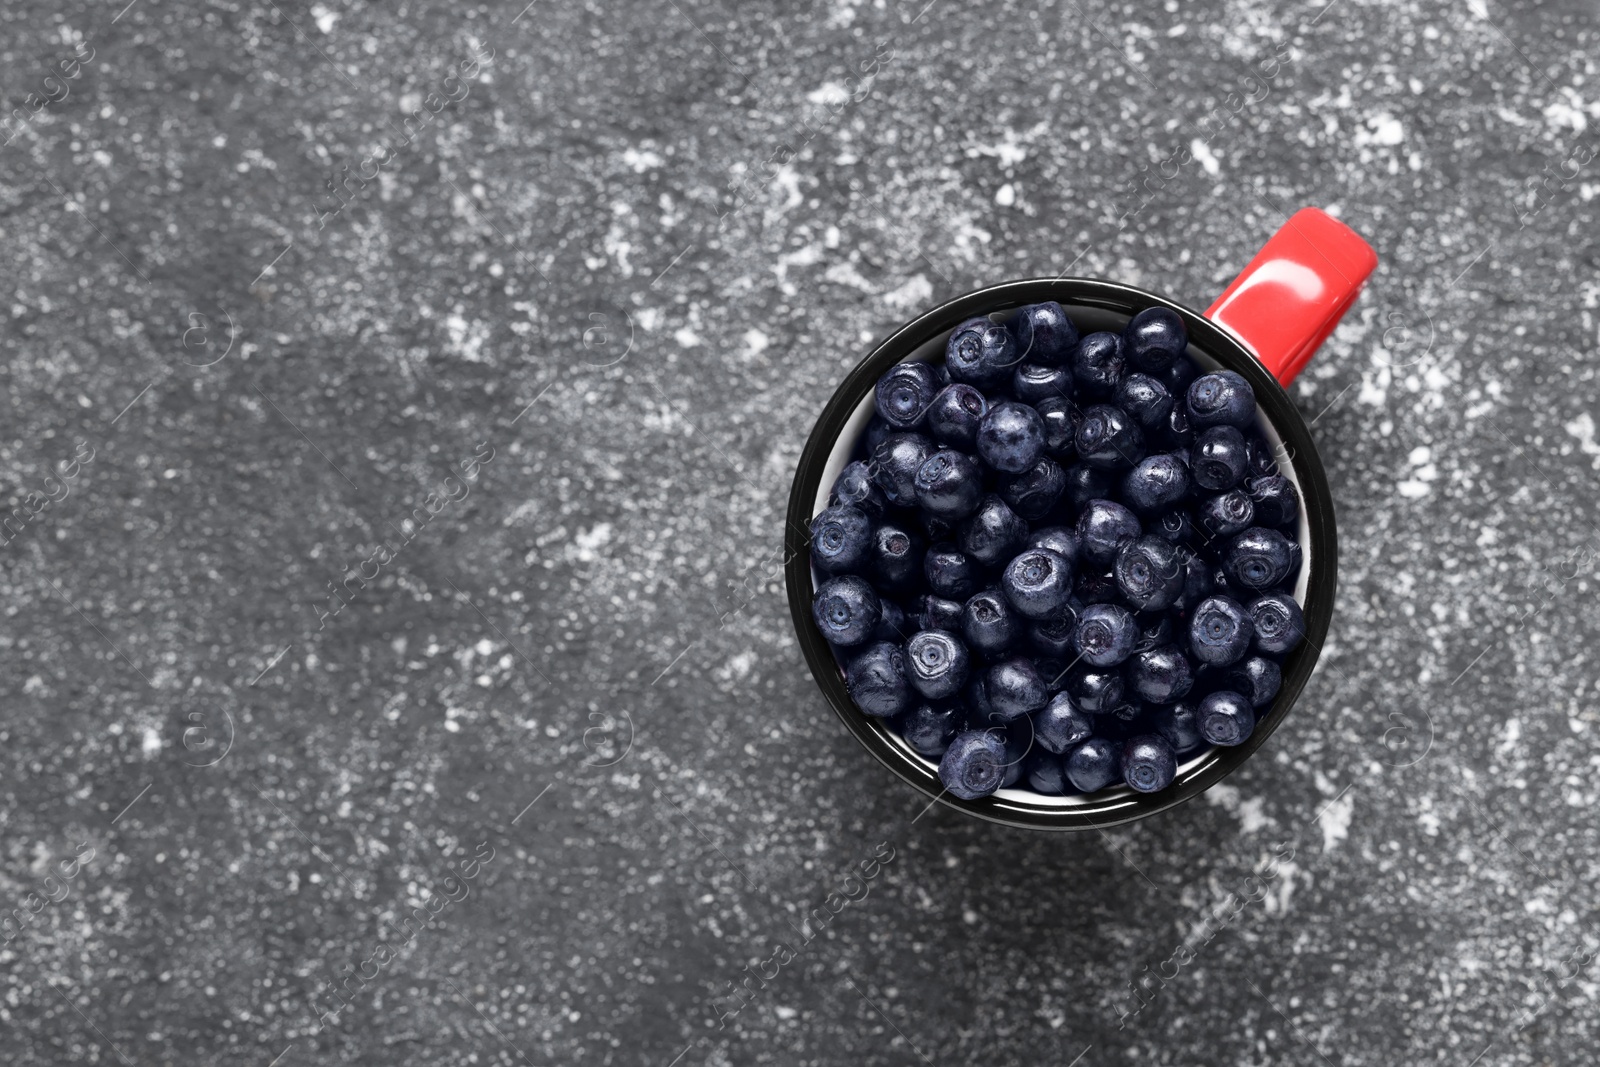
785;208;1378;830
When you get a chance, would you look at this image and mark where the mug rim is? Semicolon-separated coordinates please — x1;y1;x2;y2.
784;278;1339;831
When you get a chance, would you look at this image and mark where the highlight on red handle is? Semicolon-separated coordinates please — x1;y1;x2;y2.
1204;208;1377;387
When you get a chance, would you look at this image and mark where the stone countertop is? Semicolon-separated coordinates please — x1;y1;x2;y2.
2;0;1597;1064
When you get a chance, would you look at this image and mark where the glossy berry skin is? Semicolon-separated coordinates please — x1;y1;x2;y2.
1198;690;1255;746
1248;593;1306;655
1123;306;1188;373
1122;453;1191;515
1224;527;1298;592
863;415;895;457
831;460;888;519
1026;526;1080;567
905;629;971;699
963;676;997;727
1192;425;1249;491
1114;536;1185;611
1071;331;1127;396
961;590;1021;658
1128;644;1194;704
1074;405;1144;470
1063;465;1112;513
1246;436;1281;478
1077;498;1141;567
875;361;941;430
1065;737;1122;792
1025;750;1069;795
986;657;1049;719
1226;655;1282;708
1188;595;1254;666
976;402;1047;474
1001;548;1075;620
1115;373;1174;429
1008;301;1079;364
914;449;985;520
873;599;908;643
813;576;881;647
912;593;964;633
1246;475;1299;528
1187;370;1256;430
1034;397;1079;458
1158;404;1195;449
925;384;988;449
999;457;1066;521
1074;602;1138;667
1153;701;1203;754
1034;692;1094;753
870;525;922;591
1196;490;1255;541
845;641;909;717
1135;614;1175;653
1121;734;1177;793
810;504;873;574
1164;355;1200;398
945;317;1017;389
1030;612;1079;659
939;730;1009;799
870;433;935;507
924;543;979;600
958;495;1028;567
1153;509;1194;545
1013;362;1075;404
1067;666;1125;714
900;702;961;758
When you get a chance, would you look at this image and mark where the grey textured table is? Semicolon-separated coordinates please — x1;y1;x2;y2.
2;0;1597;1064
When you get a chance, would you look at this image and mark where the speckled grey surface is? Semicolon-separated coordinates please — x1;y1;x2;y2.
3;0;1599;1063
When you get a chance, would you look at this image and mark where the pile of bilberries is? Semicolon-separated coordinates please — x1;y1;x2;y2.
810;303;1306;800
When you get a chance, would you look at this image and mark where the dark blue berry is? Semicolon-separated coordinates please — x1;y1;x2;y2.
945;317;1018;389
1152;509;1194;544
1074;602;1138;667
1034;397;1080;458
1164;355;1201;396
1121;734;1177;793
1063;465;1112;513
1188;595;1254;666
1114;373;1174;429
1001;548;1075;620
1034;692;1094;753
1114;536;1184;611
1128;645;1194;704
901;702;961;758
996;718;1032;787
870;433;935;507
1074;570;1120;604
1246;436;1281;478
1224;527;1297;592
1077;498;1141;567
1066;666;1125;714
913;449;985;520
939;729;1008;799
1074;404;1144;470
812;575;881;647
911;593;964;633
1153;701;1203;754
863;415;895;456
1246;475;1299;528
1192;425;1249;491
999;457;1067;521
1198;690;1255;746
870;524;922;591
1196;490;1255;541
986;657;1048;719
957;494;1027;567
961;590;1021;657
1026;526;1080;567
1248;593;1305;655
810;504;873;574
1187;370;1256;430
963;676;997;726
1013;362;1075;404
976;401;1047;474
1135;614;1175;653
831;460;888;519
925;384;988;449
1025;750;1070;795
873;599;908;643
845;641;909;717
1158;403;1194;449
1121;453;1191;514
905;629;971;699
924;543;979;600
1122;307;1188;373
1071;331;1126;396
1065;737;1121;792
1007;301;1079;364
1030;611;1079;658
1225;655;1282;708
875;361;941;430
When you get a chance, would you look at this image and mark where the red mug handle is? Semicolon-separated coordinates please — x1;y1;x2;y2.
1205;207;1378;386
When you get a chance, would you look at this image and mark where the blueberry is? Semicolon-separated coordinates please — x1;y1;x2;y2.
1033;692;1094;753
1113;536;1184;611
976;402;1047;474
810;504;873;574
863;415;895;456
1025;750;1070;795
875;361;941;430
1128;644;1194;704
945;317;1018;389
986;657;1048;719
1063;465;1112;513
1134;614;1175;653
1074;404;1145;470
1121;453;1191;515
1152;509;1194;544
1077;498;1141;567
1114;373;1174;429
1122;307;1188;373
999;457;1067;521
939;730;1009;799
1064;737;1122;792
1191;425;1248;492
963;676;997;726
812;575;881;647
924;543;979;600
1152;701;1204;754
926;384;989;449
1197;690;1255;746
961;590;1021;657
901;702;961;758
1074;602;1138;667
1001;548;1075;621
914;449;985;520
1071;331;1126;396
1034;397;1080;458
1026;526;1080;567
1196;489;1255;541
870;524;922;591
996;718;1033;787
1224;527;1298;592
1013;362;1075;404
845;641;909;717
1121;734;1177;793
1248;593;1305;655
1007;301;1079;364
957;494;1028;567
1246;475;1300;528
1225;655;1282;708
1066;666;1125;714
911;593;964;633
870;433;936;507
873;599;908;643
1074;570;1120;605
1178;547;1210;609
1187;370;1256;430
831;460;888;519
1246;436;1281;478
905;629;972;700
1030;611;1079;658
920;513;954;543
1164;355;1201;397
1188;595;1254;666
1158;404;1195;448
